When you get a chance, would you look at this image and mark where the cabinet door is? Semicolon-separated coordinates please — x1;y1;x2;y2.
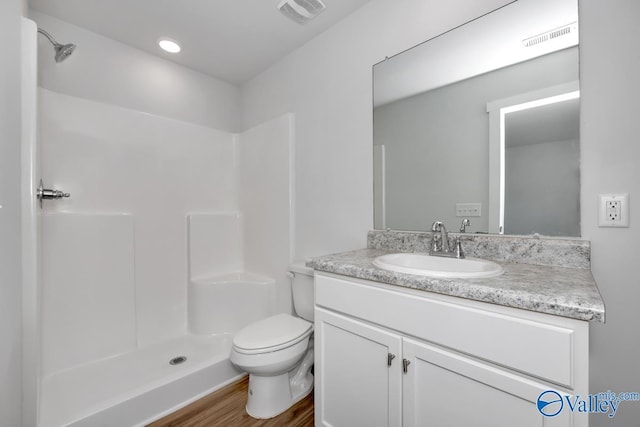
315;308;402;427
402;338;573;427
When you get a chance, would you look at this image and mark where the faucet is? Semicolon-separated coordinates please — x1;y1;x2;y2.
430;221;465;259
460;218;471;233
431;221;450;252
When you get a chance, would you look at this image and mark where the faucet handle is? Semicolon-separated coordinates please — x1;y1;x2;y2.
452;238;465;259
430;234;440;253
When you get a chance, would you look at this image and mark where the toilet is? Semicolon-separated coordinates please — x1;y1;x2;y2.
230;262;314;419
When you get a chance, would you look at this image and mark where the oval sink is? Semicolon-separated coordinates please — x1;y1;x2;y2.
373;253;503;279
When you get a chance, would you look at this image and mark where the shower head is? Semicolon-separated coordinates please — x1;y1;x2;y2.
54;42;76;63
37;28;76;63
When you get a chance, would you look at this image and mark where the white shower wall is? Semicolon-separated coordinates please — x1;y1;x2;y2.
39;88;238;352
32;13;296;419
39;88;294;389
238;114;294;315
41;213;135;377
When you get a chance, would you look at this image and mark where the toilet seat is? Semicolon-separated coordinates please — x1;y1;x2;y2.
233;313;313;355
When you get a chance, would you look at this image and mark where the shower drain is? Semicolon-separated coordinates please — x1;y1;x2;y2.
169;355;187;365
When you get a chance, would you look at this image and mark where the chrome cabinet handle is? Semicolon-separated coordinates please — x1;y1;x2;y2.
403;358;411;374
388;353;396;367
37;179;70;208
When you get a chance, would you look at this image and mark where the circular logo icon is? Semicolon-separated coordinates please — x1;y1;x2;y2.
537;390;564;417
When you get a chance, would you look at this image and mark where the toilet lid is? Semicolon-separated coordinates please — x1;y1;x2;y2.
233;313;312;352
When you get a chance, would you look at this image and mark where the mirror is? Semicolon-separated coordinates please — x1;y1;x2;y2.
373;0;580;236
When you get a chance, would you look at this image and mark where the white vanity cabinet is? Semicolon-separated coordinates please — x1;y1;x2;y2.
315;309;402;426
314;272;588;427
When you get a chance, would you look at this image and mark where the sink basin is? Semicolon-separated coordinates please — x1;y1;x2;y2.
373;253;503;279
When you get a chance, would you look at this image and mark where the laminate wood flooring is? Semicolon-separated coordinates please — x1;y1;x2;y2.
148;376;314;427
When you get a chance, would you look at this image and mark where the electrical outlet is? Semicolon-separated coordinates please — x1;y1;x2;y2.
456;203;482;217
606;200;621;221
599;194;629;227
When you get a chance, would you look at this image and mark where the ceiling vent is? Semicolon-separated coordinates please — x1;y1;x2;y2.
523;22;577;47
278;0;326;25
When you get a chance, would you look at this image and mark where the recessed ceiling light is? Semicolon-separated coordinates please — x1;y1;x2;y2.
158;38;181;53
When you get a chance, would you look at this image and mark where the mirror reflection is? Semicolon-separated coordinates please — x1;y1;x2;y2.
373;0;580;236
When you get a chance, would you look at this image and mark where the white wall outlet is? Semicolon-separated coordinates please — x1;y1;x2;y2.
598;193;629;227
456;203;482;217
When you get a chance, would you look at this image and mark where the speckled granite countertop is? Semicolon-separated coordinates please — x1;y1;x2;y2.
307;248;605;323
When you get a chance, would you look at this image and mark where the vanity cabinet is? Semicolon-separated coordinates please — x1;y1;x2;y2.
315;309;402;427
314;272;588;427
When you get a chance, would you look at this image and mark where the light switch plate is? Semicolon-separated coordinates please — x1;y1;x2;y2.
456;203;482;217
598;193;629;227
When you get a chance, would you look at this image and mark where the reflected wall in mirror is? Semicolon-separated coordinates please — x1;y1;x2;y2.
373;0;580;236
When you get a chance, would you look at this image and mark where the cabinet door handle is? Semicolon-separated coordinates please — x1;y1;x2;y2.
388;353;396;366
403;358;411;374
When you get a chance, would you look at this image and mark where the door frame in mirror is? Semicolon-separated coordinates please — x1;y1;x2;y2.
486;80;580;234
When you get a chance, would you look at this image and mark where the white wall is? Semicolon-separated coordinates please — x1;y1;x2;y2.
29;10;241;132
21;19;40;427
19;0;640;424
243;0;640;423
0;0;23;426
241;0;513;258
580;0;640;424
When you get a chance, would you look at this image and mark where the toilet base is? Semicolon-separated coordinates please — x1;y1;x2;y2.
245;372;313;419
245;349;314;419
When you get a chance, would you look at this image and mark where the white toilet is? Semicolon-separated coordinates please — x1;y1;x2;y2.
230;262;314;419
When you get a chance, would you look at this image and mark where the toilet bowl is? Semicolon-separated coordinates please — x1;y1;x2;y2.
229;262;315;419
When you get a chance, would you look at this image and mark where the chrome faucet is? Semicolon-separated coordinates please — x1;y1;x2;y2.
430;221;465;259
431;221;450;252
460;218;471;233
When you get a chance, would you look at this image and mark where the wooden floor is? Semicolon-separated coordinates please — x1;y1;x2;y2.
148;376;314;427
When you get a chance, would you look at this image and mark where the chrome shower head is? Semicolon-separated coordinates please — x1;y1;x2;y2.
37;28;76;63
54;42;76;63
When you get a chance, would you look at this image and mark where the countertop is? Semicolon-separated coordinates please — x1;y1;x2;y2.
307;248;605;322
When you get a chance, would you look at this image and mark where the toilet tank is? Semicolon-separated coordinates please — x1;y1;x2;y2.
289;261;315;322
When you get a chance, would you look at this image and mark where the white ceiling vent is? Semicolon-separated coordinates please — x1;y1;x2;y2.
523;22;577;48
278;0;326;25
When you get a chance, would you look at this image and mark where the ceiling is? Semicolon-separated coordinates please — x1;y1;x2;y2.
29;0;372;85
506;98;580;147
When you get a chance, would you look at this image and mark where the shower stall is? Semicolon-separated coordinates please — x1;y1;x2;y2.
22;18;295;426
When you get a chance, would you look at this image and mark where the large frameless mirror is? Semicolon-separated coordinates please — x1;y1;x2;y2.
373;0;580;236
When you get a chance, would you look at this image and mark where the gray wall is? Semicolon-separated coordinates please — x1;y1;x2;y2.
374;47;578;232
581;0;640;424
0;0;24;426
505;139;580;236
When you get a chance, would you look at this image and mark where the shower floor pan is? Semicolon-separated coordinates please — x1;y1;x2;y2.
39;333;243;427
